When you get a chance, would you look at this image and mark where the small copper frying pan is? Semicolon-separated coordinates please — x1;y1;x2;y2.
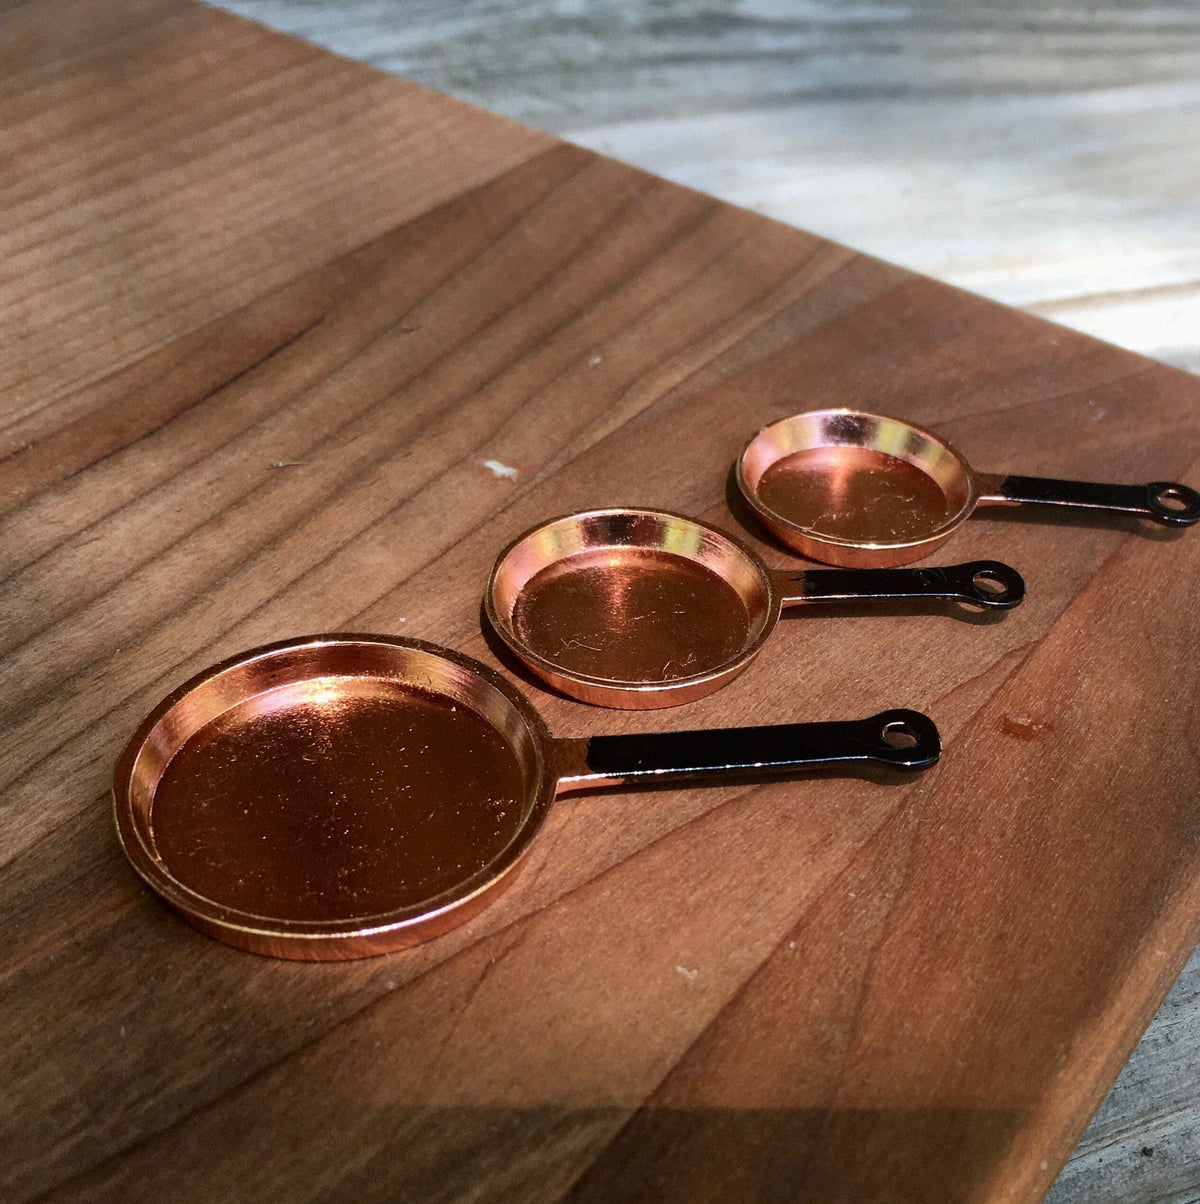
113;634;939;960
737;408;1200;567
485;508;1023;709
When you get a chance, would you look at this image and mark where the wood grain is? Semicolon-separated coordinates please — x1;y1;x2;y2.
2;2;1199;1201
202;6;1200;1198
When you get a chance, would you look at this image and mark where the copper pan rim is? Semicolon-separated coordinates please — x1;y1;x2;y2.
112;634;556;958
736;408;981;559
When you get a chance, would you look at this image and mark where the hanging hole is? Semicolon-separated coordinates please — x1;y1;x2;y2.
972;568;1008;598
882;720;918;750
1155;486;1190;512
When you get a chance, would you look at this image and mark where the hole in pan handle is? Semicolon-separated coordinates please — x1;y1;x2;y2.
981;475;1200;528
775;560;1026;610
563;709;940;790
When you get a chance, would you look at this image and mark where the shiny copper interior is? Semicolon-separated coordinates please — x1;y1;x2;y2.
486;509;778;707
738;410;977;565
113;636;555;959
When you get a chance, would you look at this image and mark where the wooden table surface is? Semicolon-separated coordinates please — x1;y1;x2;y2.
198;10;1200;1200
4;1;1200;1200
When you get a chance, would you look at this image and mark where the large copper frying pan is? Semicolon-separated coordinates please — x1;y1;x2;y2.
113;635;939;960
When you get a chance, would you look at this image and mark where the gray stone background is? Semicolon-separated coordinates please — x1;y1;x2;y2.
208;3;1200;1200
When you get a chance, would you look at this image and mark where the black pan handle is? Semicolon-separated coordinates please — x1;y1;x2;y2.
775;561;1025;610
979;475;1200;528
556;709;940;793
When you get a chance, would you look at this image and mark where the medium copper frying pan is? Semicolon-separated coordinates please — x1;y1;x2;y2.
113;634;940;960
737;408;1200;567
485;508;1023;709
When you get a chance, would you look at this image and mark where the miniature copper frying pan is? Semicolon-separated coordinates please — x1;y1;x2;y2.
485;508;1023;709
737;408;1200;567
113;634;939;960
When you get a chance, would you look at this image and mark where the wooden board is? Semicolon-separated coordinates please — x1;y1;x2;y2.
177;9;1200;1199
2;2;1199;1200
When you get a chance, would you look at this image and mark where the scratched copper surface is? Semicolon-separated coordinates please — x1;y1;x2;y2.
511;547;752;683
756;446;954;543
150;678;527;922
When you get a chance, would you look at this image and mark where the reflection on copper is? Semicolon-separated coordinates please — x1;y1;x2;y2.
151;678;526;922
486;509;777;709
512;547;750;683
737;409;977;566
757;446;952;543
114;636;556;961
